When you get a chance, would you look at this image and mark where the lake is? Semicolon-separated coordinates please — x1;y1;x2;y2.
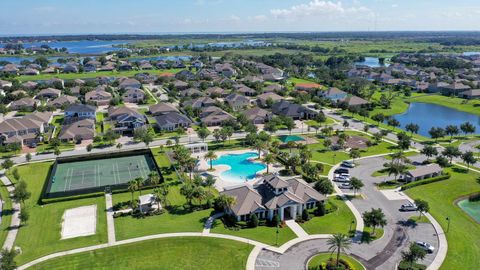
458;199;480;223
355;57;390;68
0;40;129;54
393;102;480;137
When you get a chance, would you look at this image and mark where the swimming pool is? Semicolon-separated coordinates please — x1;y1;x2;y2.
211;152;266;182
279;135;305;143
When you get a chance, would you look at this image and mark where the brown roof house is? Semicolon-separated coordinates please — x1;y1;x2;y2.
58;119;95;143
37;88;61;99
244;107;272;124
0;112;53;146
9;98;40;111
200;106;234;127
108;106;146;135
459;89;480;99
122;88;145;103
85;86;112;106
256;92;283;107
149;103;179;116
47;95;78;108
119;78;142;90
225;93;251;111
403;164;443;182
221;174;326;221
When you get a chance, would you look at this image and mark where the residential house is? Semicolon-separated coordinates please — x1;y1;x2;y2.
264;84;283;93
214;63;237;77
256;92;283;107
244;107;272;124
155;112;192;131
225;93;251;111
403;164;443;182
200;106;234;126
179;88;204;98
0;80;13;88
319;87;348;103
1;64;19;75
108;106;146;134
183;97;216;109
22;81;38;90
236;85;256;96
206;87;228;97
343;96;369;107
459;89;480;99
119;78;142;90
0;112;53;146
47;95;78;108
221;174;326;221
172;80;189;90
296;83;322;92
271;100;318;120
149;103;179;116
37;88;61;99
63;63;79;73
9;98;39;111
21;68;40;76
58;119;95;143
64;104;96;123
122;88;145;103
85;87;112;106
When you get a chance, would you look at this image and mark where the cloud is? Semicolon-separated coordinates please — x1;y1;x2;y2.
270;0;372;20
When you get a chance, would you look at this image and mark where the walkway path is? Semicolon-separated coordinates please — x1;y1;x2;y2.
0;172;21;251
104;193;116;244
202;212;223;235
285;220;308;238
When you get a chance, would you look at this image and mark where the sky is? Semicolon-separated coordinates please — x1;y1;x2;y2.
2;0;480;35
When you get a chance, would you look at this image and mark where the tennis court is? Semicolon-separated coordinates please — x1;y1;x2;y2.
49;153;158;194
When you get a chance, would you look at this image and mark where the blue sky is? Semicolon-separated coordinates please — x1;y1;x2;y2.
2;0;480;35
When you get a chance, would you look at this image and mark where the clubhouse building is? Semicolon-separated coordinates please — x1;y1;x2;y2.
221;174;326;222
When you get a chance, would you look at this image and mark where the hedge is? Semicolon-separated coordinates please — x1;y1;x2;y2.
400;173;451;191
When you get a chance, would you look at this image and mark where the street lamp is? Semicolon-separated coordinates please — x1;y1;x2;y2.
349;220;355;232
275;224;279;246
333;153;337;164
446;217;450;233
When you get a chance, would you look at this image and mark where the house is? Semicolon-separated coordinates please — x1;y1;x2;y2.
172;80;189;90
63;63;79;73
46;78;65;89
206;87;228;97
108;106;146;134
175;70;196;80
225;93;251;111
403;164;443;182
183;97;216;109
47;95;78;108
9;98;40;111
179;88;204;98
58;119;95;143
214;63;237;77
119;78;142;90
0;112;53;146
344;96;369;107
1;64;19;75
296;83;322;92
264;84;283;93
244;107;272;124
319;87;348;102
37;88;61;99
271;100;318;120
200;107;234;126
139;61;153;70
0;80;13;88
122;88;145;103
64;104;96;123
21;68;40;76
440;82;471;96
149;103;179;116
236;85;256;96
22;81;38;90
118;62;133;71
256;92;283;107
458;89;480;99
85;87;112;106
221;174;326;221
155;112;192;131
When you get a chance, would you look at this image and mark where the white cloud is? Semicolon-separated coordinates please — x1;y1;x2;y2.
270;0;372;20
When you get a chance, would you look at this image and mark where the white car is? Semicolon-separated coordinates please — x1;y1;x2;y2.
340;183;352;189
341;161;355;168
415;241;435;253
334;175;350;182
400;203;418;212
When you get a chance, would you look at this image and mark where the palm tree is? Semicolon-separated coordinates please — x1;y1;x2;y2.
204;151;217;170
148;171;160;186
134;177;144;197
254;139;266;158
154;184;169;209
215;194;236;212
286;141;297;154
186;158;197;180
127;180;139;207
263;153;275;173
327;233;351;269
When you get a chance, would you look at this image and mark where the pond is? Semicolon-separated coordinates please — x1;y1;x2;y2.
458;199;480;223
355;57;390;68
0;40;129;54
393;102;480;137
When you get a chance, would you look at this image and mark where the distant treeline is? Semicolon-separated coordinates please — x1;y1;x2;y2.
4;31;480;43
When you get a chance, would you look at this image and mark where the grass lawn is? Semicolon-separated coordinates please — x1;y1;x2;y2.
407;94;480;117
210;219;296;246
308;253;365;270
371;165;415;177
0;182;13;247
407;215;431;224
6;162;108;265
404;167;480;270
29;237;252;270
300;197;356;235
305;117;336;127
361;227;385;243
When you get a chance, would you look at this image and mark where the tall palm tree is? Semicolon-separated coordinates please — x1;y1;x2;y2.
148;171;160;186
263;153;275;174
127;180;139;207
134;177;144;197
254;139;266;158
327;233;351;269
286;141;297;154
204;151;217;170
216;194;236;212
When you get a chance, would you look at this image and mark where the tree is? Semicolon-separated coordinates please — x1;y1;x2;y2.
86;144;93;152
1;158;14;170
387;118;400;130
314;178;334;196
12;168;20;181
116;143;123;149
462;151;477;169
342;120;349;129
248;213;259;228
263;153;275;174
327;233;351;269
19;209;29;226
154;183;169;208
442;146;461;164
301;208;310;221
401;242;427;270
214;194;236;212
254;139;267;158
204;151;218;170
0;248;18;270
283;117;295;134
103;129;120;145
362;208;387;235
350;177;364;196
53;147;61;157
349;148;361;163
421;145;438;160
323;138;332;150
25;153;32;163
148;171;160;186
317;202;326;216
445;125;459;141
384;162;407;181
127;180;139;207
197;128;210;142
203;175;216;190
405;123;420;137
180;181;195;207
414;199;430;218
13;180;31;206
372;113;385;126
428;127;445;142
460;122;476;137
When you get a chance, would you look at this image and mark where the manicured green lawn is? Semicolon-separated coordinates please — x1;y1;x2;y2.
7;162;108;265
371;165;415;177
404;167;480;270
300;197;356;235
308;253;365;270
29;237;252;270
210;220;296;246
0;182;13;247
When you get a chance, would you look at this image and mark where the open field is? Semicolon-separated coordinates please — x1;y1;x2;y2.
29;237;252;270
404;167;480;270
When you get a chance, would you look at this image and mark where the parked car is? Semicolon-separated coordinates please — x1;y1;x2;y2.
334;175;350;182
340;183;352;189
415;241;435;253
334;168;349;174
400;203;418;212
341;161;355;168
340;173;350;178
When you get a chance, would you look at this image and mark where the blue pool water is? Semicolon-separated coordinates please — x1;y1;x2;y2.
211;152;266;182
393;102;480;137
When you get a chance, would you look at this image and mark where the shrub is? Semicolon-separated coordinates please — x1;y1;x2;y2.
302;209;311;221
269;214;281;227
400;173;451;191
398;261;426;270
469;193;480;202
248;213;259;228
316;202;326;216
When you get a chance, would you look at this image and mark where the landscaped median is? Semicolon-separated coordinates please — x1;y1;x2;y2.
307;253;365;270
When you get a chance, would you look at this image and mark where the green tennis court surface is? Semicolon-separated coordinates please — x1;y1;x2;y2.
49;154;157;193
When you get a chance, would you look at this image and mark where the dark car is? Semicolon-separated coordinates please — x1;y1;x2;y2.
334;168;349;174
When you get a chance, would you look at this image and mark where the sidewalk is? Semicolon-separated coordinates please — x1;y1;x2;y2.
285;220;308;238
0;173;21;250
105;193;116;244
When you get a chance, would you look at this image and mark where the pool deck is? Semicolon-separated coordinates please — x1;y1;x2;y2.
196;149;282;191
